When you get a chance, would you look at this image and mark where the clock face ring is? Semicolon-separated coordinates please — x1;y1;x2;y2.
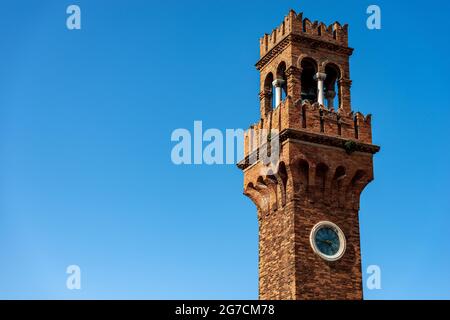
310;221;346;261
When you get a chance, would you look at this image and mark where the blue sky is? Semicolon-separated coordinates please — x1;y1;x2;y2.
0;0;449;299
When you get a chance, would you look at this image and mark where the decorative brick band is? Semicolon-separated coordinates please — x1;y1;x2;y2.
237;128;380;170
256;34;354;71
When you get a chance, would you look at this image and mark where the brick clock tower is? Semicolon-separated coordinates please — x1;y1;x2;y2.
238;10;380;300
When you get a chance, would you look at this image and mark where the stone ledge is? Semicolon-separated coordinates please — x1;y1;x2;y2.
237;128;380;170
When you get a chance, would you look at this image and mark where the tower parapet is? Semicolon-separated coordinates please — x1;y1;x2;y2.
259;10;349;58
242;100;377;165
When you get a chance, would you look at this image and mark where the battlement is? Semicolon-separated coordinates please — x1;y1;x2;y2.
243;98;374;160
259;10;349;57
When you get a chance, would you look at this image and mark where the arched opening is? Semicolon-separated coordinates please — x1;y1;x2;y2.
324;63;341;109
279;162;288;188
297;159;310;194
315;163;329;200
257;176;268;189
300;58;318;103
265;173;279;212
333;166;346;181
264;72;274;108
279;162;288;206
276;62;288;101
350;170;366;187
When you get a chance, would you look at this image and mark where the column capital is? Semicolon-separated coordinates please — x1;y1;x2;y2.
272;79;285;88
314;72;327;81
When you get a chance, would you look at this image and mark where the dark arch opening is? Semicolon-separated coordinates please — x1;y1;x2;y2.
324;63;341;109
257;176;267;189
315;163;329;198
279;162;288;190
333;166;346;181
298;159;310;194
300;58;318;103
264;72;274;109
276;62;288;101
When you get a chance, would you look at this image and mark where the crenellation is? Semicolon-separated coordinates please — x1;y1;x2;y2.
323;109;340;136
243;100;374;161
354;112;373;143
259;10;349;57
302;18;317;36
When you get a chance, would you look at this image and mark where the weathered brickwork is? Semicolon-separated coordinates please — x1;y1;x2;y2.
238;10;380;300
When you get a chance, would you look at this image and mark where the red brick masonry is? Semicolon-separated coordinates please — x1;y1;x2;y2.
238;10;380;300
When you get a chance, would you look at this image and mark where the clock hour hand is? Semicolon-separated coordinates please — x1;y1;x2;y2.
319;239;332;246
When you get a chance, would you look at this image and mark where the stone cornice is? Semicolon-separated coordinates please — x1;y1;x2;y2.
237;128;380;170
255;34;354;71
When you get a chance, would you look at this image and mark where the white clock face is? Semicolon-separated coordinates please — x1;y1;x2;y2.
310;221;346;261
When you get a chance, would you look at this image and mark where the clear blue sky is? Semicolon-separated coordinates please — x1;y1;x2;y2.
0;0;449;299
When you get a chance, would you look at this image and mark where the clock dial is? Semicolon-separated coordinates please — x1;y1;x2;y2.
310;221;346;261
314;227;340;256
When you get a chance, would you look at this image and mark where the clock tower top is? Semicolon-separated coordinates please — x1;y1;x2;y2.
256;9;355;124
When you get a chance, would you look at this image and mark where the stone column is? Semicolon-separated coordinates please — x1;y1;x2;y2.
272;79;285;107
314;72;327;106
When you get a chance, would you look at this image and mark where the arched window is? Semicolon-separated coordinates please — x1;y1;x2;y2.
300;58;318;103
264;72;274;108
276;62;287;101
324;64;341;109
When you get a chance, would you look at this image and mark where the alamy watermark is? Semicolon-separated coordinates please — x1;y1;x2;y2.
367;5;381;30
65;5;380;32
66;265;81;290
170;121;280;175
66;5;81;30
367;265;382;290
